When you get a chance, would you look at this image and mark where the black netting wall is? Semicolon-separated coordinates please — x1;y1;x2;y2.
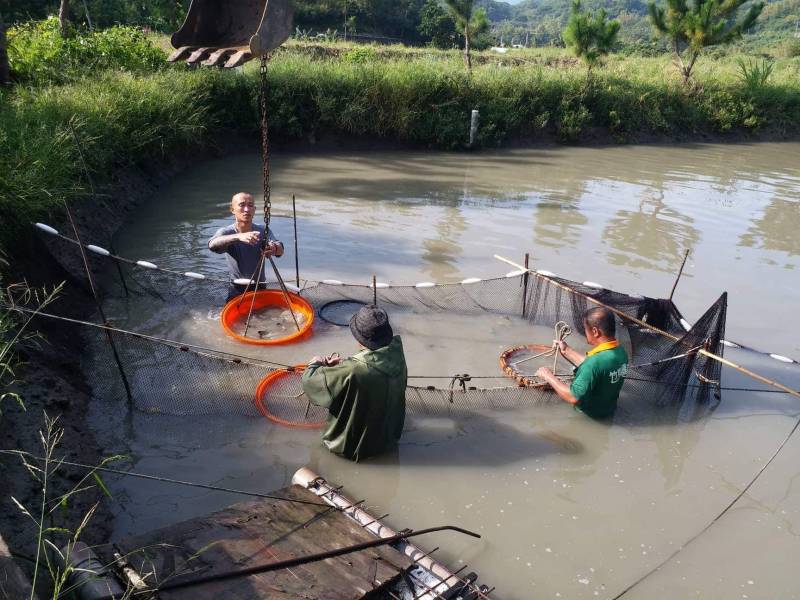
40;231;729;420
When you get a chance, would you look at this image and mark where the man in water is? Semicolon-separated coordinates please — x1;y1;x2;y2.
208;192;284;302
536;306;628;419
302;305;407;462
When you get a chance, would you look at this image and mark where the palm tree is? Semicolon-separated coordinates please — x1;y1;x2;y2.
442;0;489;72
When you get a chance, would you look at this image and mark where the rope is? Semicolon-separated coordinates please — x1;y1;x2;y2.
611;411;800;599
0;450;332;508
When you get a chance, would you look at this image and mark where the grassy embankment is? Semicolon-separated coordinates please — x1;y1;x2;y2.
1;22;800;260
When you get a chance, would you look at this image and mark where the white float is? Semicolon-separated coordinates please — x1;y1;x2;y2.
506;269;527;278
536;269;555;277
770;354;795;364
322;279;343;285
86;245;110;256
35;223;59;235
461;277;482;284
136;261;158;269
415;282;436;288
184;272;205;280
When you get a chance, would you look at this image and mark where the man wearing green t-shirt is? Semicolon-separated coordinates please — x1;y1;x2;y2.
536;307;628;419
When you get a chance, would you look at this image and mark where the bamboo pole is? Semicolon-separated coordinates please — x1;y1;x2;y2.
292;194;300;288
669;249;690;302
494;254;800;400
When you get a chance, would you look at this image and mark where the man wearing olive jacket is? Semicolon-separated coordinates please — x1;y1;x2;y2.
301;305;407;462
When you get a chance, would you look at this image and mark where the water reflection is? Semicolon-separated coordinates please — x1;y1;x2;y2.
603;189;701;272
739;198;800;260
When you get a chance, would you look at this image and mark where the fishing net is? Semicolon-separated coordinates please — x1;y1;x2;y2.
255;366;327;429
37;230;735;423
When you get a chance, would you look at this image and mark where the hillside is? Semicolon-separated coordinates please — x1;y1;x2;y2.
496;0;800;49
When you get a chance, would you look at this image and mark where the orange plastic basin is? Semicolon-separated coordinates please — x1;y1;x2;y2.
221;289;314;345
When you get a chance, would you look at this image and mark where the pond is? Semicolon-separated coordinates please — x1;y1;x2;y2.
89;142;800;599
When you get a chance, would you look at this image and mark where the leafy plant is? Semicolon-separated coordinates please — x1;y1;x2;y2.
648;0;764;83
563;0;620;75
342;45;378;64
8;414;132;599
7;16;166;86
1;279;63;416
736;57;774;91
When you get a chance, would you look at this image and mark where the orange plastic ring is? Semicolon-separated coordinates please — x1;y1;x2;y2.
221;289;314;346
254;365;325;429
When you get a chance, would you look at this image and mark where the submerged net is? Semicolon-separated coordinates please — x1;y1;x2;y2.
38;230;734;422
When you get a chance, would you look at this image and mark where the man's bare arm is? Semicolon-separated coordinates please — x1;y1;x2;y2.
208;230;261;252
536;368;579;406
556;341;584;366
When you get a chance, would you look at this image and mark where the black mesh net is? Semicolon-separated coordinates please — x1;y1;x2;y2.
40;232;731;423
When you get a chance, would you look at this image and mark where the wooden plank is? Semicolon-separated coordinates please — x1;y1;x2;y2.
109;486;415;599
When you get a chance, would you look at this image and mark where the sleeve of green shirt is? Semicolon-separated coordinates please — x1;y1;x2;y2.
302;364;335;409
570;359;599;404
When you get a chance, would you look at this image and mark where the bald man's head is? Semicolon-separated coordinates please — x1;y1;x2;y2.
230;192;256;224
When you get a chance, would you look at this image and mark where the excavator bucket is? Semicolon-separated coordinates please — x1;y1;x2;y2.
168;0;293;68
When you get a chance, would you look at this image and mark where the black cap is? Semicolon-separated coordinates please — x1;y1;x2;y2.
349;305;393;350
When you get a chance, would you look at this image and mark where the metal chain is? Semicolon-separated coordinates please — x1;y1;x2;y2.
259;54;272;237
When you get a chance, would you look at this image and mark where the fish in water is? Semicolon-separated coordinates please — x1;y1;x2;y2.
236;307;306;339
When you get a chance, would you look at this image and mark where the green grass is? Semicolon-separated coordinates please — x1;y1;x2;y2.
1;28;800;260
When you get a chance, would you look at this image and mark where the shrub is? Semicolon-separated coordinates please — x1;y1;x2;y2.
737;57;774;91
7;17;166;86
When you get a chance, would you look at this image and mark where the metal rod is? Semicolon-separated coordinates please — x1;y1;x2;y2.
494;254;800;400
522;252;530;318
143;526;480;596
292;194;300;287
268;256;301;332
669;249;691;302
66;122;133;406
242;251;266;338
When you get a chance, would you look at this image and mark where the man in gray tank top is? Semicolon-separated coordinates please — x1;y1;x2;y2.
208;192;284;302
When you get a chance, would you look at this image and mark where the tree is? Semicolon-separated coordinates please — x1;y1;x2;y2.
648;0;764;83
442;0;489;71
418;0;457;48
58;0;70;36
563;0;620;75
0;9;9;85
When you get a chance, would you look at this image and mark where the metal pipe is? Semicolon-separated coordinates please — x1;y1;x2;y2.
292;193;300;287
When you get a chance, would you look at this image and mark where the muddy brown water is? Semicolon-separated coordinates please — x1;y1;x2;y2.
89;143;800;599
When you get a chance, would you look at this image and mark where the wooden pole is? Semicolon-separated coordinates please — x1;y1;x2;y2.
372;275;377;306
494;254;800;400
669;249;690;302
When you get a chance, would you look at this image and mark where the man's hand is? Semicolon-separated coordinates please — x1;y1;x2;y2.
309;353;340;367
555;340;568;354
536;366;554;380
237;231;261;246
262;240;284;257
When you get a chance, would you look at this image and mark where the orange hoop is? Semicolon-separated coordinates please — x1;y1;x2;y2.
500;343;558;388
254;365;326;429
221;289;314;346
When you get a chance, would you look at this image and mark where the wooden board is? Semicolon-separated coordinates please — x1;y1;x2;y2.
109;485;417;599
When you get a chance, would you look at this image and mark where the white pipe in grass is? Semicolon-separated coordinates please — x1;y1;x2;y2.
136;261;158;269
35;223;59;235
86;245;110;256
